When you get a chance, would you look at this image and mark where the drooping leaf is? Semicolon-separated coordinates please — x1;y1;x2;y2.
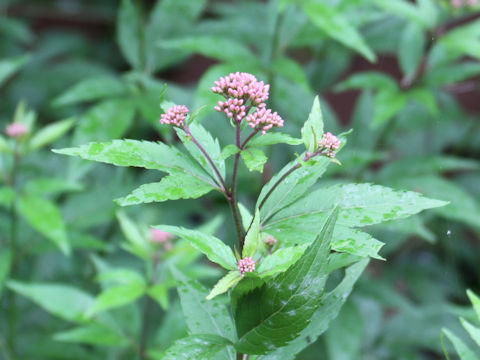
7;281;94;323
161;334;233;360
241;148;268;173
301;96;324;153
234;208;338;354
19;195;70;255
29;118;75;150
243;208;260;258
156;226;236;270
53;323;128;347
206;271;243;300
52;76;127;107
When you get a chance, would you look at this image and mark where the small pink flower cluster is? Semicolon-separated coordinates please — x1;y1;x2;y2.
318;132;341;158
160;105;189;127
211;72;269;107
264;235;277;247
238;257;255;277
5;123;28;138
150;228;174;251
214;98;247;121
451;0;478;7
245;107;284;135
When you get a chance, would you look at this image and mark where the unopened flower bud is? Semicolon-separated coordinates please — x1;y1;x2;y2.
318;132;341;158
5;123;28;138
160;105;189;127
238;257;256;277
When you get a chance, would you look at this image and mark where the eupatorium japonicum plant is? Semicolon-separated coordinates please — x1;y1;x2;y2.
54;73;447;359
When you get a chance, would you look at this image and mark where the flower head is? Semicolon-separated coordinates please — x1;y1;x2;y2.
160;105;189;127
150;228;174;244
238;257;256;277
264;235;277;247
245;107;284;135
214;98;247;121
6;122;28;138
211;72;269;107
318;132;341;158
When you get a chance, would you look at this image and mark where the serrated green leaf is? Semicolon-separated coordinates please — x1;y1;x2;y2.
171;268;236;346
52;76;127;107
243;208;260;258
19;195;70;255
29;118;75;150
0;54;30;87
442;328;478;360
156;226;236;270
303;1;376;62
206;271;243;300
247;133;302;148
221;145;241;160
234;208;338;354
53;323;128;347
117;0;143;69
257;244;309;278
7;281;94;323
301;96;324;153
241;148;268;173
115;174;216;206
260;259;369;359
161;334;233;360
159;36;253;62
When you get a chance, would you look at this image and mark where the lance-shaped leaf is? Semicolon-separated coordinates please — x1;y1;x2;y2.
115;173;217;206
156;226;236;270
160;334;233;360
53;323;128;347
19;195;70;255
301;96;323;153
234;208;338;354
206;271;243;300
29;118;75;150
171;268;236;360
53;139;216;187
259;259;369;359
243;208;260;258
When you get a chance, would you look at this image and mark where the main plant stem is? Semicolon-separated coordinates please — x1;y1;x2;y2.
7;147;20;356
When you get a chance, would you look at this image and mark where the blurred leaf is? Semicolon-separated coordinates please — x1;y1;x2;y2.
117;0;143;69
159;36;254;62
301;96;324;153
116;211;150;259
0;135;12;153
0;250;12;296
24;178;83;196
271;57;310;91
52;76;127;107
336;71;397;92
442;328;478;360
29;118;75;150
234;209;337;354
7;281;93;322
156;226;236;270
247;133;302;148
243;208;260;258
0;54;30;87
148;283;169;310
303;1;376;62
53;323;128;347
372;90;407;128
373;0;427;28
19;195;70;255
206;270;243;300
241;148;268;173
221;144;240;160
424;62;480;87
0;187;15;208
398;22;425;80
460;318;480;347
160;334;233;360
467;290;480;320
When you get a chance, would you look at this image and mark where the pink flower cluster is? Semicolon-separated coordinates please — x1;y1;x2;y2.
264;235;277;247
211;72;269;107
214;98;246;121
245;107;284;135
451;0;477;7
159;105;189;127
238;257;255;277
318;132;341;158
5;122;28;138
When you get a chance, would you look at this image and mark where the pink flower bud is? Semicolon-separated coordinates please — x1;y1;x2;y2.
245;107;284;135
5;122;28;138
159;105;189;127
150;228;174;243
318;132;341;158
238;257;256;277
264;235;277;247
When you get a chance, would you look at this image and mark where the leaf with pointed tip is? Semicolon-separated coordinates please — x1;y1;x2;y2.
29;118;75;150
206;271;243;300
53;323;128;346
0;54;30;87
467;290;480;320
7;281;94;323
157;226;236;270
116;211;151;259
460;318;480;347
442;328;477;360
259;259;369;359
170;268;236;360
234;208;338;354
161;334;233;360
301;96;323;153
248;133;302;148
115;174;217;206
243;208;260;258
117;0;143;69
241;148;268;173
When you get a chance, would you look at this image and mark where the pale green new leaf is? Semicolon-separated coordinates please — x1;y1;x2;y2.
301;96;324;153
206;271;243;300
243;208;260;258
52;76;127;107
7;281;94;323
53;323;128;347
29;118;75;150
241;148;268;173
19;195;70;255
161;334;233;360
156;226;236;270
115;174;216;206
